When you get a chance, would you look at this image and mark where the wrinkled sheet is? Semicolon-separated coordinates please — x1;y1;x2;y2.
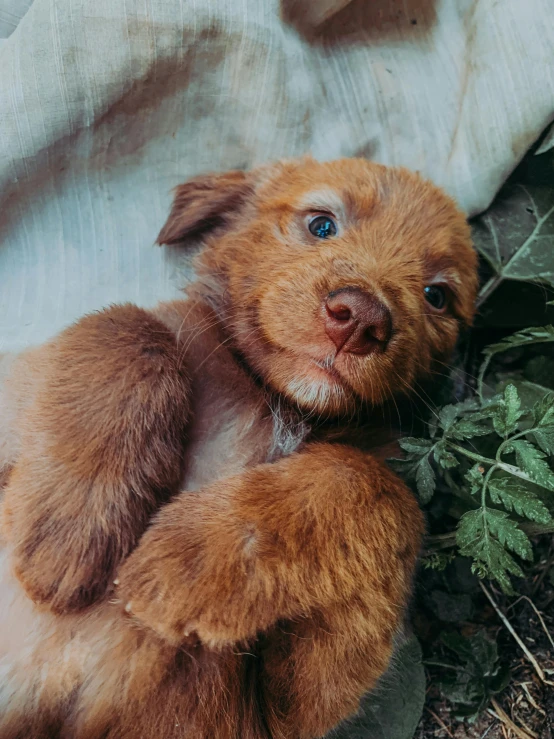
1;0;553;351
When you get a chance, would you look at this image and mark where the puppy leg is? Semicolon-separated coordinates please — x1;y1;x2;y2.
260;604;404;739
1;304;190;613
117;444;423;653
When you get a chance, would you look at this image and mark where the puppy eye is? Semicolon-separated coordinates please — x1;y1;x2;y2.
424;285;447;310
308;215;337;239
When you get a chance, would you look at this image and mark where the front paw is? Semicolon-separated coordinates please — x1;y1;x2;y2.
3;463;128;613
13;542;111;613
115;494;264;649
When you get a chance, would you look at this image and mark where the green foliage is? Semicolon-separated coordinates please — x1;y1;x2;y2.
391;146;554;735
487;477;551;522
478;326;554;397
391;369;554;594
421;551;456;571
391;439;436;504
432;630;510;720
472;148;554;292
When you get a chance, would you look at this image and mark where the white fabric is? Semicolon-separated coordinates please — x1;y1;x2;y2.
1;0;553;352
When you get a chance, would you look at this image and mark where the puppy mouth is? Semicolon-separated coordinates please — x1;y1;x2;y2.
307;357;354;392
311;358;342;379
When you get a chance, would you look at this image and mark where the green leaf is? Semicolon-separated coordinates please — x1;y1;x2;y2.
421;552;456;571
398;437;433;455
483;326;554;362
437;671;483;709
479;326;554;398
488;476;552;524
497;379;554;412
465;464;486;495
439;404;460;432
415;454;436;504
441;630;499;676
448;419;491;441
437;629;507;721
491;384;524;437
533;391;554;427
429;398;481;441
331;635;425;739
485;508;533;561
533;427;554;455
472;150;554;285
510;439;554;491
388;451;436;504
456;509;529;592
433;441;459;469
387;458;417;481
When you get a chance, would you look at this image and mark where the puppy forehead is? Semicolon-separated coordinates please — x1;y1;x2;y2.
264;161;440;220
255;158;473;262
296;187;346;214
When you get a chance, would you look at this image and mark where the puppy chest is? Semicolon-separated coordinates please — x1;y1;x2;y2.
180;366;272;491
180;383;309;492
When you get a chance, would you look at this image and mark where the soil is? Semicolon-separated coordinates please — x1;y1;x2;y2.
414;535;554;739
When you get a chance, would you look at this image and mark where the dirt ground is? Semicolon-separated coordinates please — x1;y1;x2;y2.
414;536;554;739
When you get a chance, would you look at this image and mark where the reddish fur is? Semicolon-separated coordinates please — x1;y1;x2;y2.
0;157;477;738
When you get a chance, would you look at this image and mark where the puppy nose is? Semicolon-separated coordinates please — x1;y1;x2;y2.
324;288;392;355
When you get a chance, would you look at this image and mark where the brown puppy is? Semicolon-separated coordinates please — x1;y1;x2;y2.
0;158;477;739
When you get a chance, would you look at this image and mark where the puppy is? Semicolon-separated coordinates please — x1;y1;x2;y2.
0;158;477;739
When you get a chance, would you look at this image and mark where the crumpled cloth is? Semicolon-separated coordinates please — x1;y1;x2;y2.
1;0;553;351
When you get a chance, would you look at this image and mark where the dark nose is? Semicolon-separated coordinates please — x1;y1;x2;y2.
324;287;392;355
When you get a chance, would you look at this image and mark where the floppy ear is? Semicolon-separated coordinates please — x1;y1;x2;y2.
156;170;254;246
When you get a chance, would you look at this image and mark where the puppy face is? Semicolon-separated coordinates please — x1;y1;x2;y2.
158;158;478;416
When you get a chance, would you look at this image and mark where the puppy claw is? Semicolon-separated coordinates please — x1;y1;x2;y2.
125;601;133;614
113;577;120;586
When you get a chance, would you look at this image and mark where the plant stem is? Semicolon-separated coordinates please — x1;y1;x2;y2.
477;361;488;403
445;442;538;486
445;443;492;466
478;464;497;561
496;428;528;460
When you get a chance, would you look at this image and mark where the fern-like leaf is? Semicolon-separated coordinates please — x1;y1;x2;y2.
491;384;524;437
487;477;552;523
510;439;554;491
456;508;531;593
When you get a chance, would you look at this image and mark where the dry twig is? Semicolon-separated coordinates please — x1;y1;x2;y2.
479;582;554;686
508;595;554;651
488;698;537;739
424;706;454;738
519;683;545;715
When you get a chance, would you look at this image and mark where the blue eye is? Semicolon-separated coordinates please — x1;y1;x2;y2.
308;215;337;239
424;285;446;310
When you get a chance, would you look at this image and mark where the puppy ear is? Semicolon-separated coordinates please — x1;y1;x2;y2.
157;170;254;246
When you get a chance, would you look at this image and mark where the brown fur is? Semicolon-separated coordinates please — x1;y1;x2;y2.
0;157;477;738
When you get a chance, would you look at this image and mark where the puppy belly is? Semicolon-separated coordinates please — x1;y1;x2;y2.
0;547;75;720
0;547;113;730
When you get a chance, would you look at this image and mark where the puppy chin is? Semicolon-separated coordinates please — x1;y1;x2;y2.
285;375;353;416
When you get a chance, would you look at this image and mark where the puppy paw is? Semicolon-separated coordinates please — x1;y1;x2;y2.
114;494;262;649
10;515;123;613
115;544;235;648
3;461;141;613
14;552;109;613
